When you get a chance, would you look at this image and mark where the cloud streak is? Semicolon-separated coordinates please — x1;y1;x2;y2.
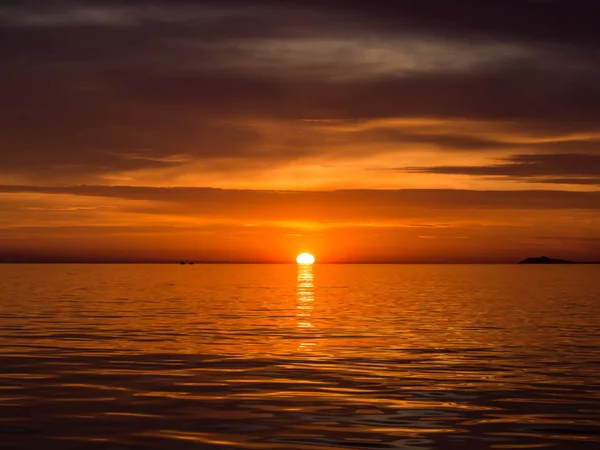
409;153;600;185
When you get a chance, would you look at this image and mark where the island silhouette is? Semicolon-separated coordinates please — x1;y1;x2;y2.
519;256;600;264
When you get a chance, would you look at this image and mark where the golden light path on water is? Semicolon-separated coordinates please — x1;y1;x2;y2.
297;264;316;351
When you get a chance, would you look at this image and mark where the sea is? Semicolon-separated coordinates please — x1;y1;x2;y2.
0;264;599;449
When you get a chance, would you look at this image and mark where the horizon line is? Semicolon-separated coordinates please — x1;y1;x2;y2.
0;260;552;265
1;256;596;264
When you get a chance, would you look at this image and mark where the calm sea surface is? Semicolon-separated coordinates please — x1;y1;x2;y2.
1;264;599;449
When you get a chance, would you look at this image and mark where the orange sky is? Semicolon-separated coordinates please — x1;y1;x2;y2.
1;1;599;262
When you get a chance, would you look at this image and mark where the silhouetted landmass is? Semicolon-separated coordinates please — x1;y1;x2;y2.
519;256;600;264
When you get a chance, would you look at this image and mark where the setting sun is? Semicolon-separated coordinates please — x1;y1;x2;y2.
296;253;315;264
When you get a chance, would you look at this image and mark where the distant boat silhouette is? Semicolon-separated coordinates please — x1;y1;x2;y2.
519;256;600;264
179;261;186;265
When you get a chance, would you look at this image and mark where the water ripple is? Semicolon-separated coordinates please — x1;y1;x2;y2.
1;264;599;449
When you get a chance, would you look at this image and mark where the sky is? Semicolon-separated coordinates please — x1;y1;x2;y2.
1;0;600;263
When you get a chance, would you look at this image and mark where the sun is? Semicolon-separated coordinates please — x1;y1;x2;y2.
296;253;315;264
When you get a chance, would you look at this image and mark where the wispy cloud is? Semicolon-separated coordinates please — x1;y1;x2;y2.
408;153;600;185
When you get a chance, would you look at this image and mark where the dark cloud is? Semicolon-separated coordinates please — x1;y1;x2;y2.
409;153;600;185
327;0;600;55
1;0;599;185
2;63;600;182
4;1;600;48
1;185;600;213
527;178;600;186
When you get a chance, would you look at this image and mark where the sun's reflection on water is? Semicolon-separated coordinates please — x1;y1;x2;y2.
0;265;599;449
297;264;316;350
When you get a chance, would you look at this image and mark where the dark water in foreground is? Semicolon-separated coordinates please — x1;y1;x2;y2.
1;264;599;449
